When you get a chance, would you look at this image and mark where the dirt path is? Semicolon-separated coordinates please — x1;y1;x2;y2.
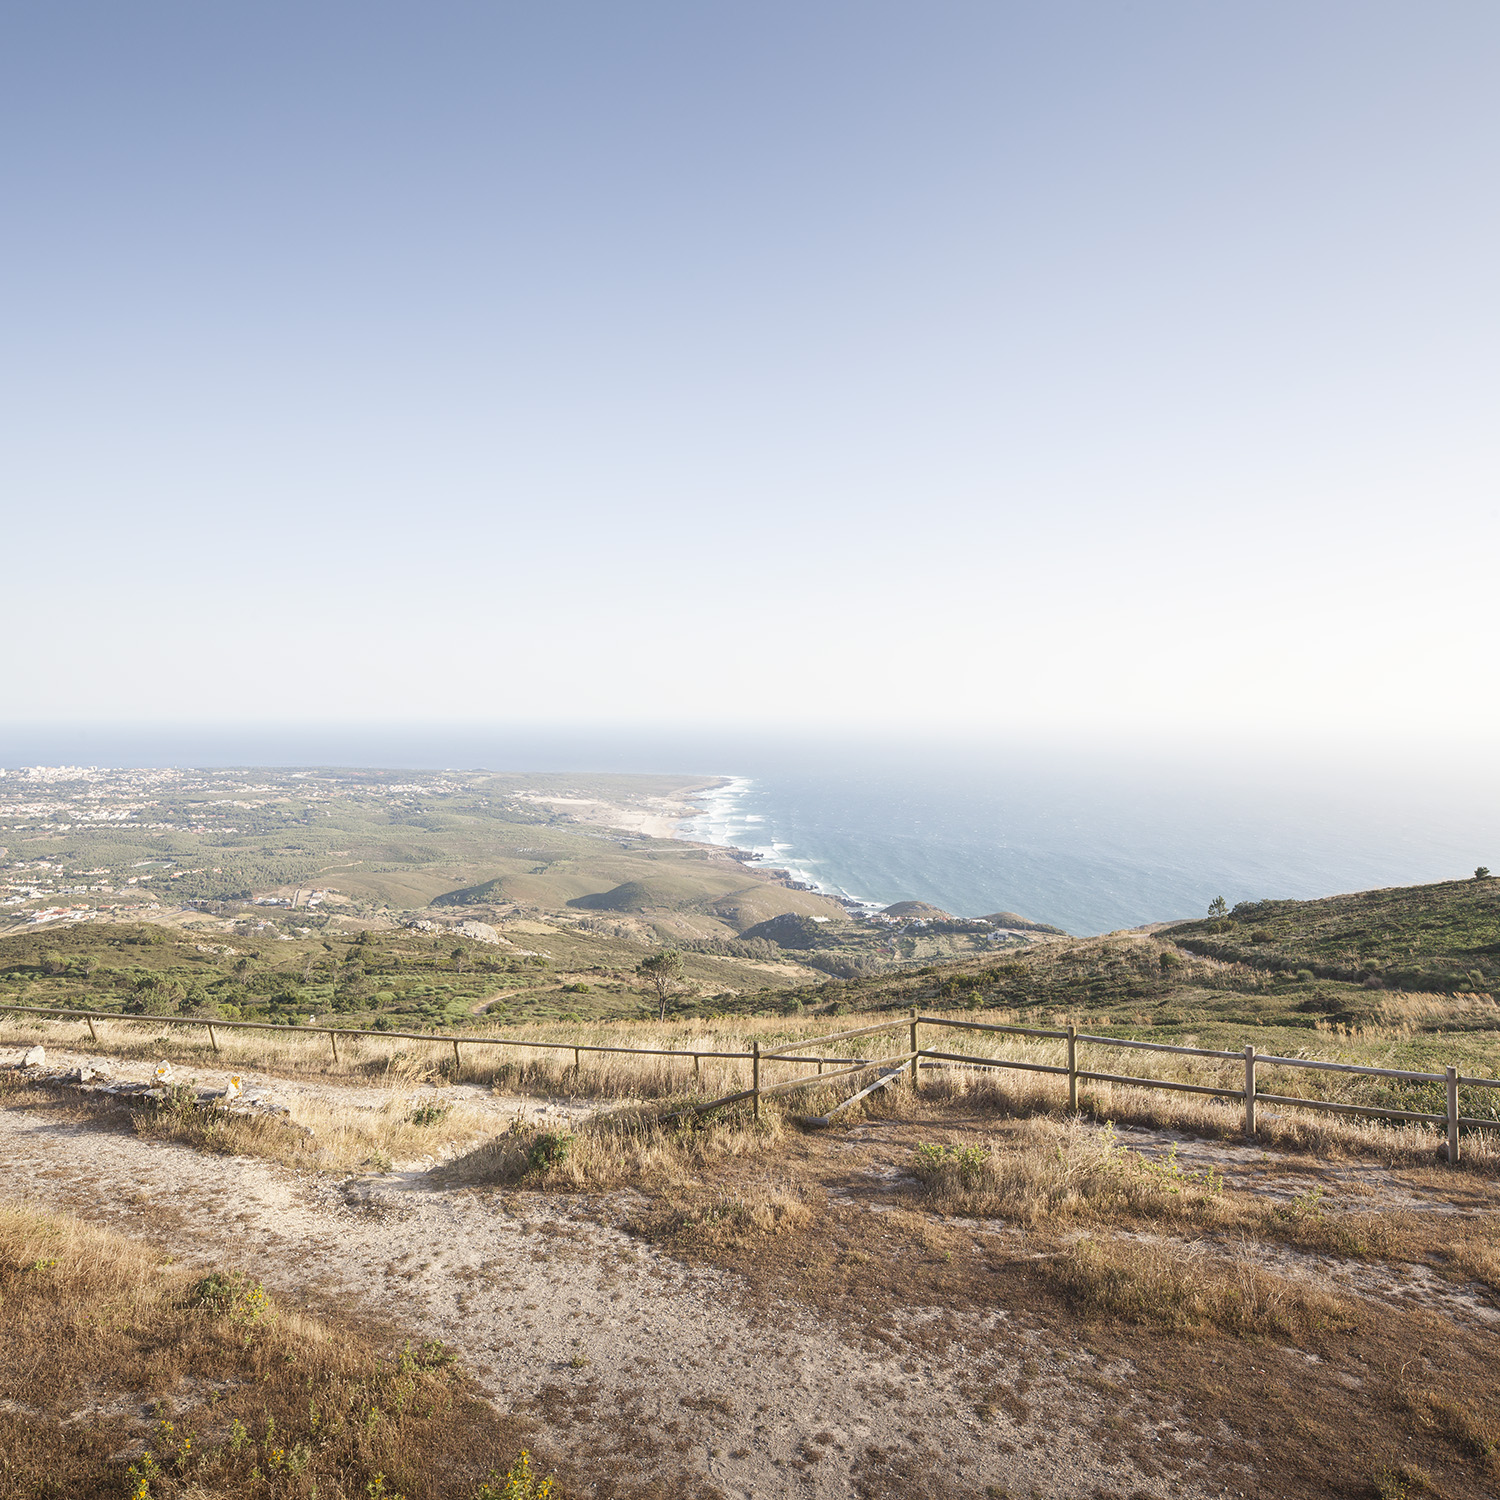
0;1099;1194;1499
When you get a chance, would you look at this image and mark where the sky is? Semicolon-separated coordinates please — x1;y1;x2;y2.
3;2;1498;753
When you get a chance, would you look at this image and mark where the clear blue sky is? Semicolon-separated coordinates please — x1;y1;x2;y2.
4;3;1497;751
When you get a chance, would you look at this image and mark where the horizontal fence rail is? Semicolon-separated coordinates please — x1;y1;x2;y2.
3;1003;1496;1164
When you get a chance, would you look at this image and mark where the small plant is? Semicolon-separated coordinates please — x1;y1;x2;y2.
1138;1142;1223;1196
1376;1469;1409;1500
1274;1185;1328;1222
194;1271;269;1324
409;1102;450;1127
475;1450;556;1500
125;1449;161;1500
526;1130;574;1174
912;1142;991;1184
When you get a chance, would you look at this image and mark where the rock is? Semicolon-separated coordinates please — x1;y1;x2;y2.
222;1075;243;1100
153;1061;175;1085
22;1045;45;1067
455;919;507;946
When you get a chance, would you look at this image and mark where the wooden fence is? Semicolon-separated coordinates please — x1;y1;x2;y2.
3;1003;1497;1164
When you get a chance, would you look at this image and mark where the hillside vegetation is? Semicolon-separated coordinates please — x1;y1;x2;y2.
1168;876;1500;993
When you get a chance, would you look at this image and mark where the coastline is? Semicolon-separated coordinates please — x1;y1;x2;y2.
674;775;888;916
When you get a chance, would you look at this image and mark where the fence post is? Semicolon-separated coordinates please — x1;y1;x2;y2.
206;1023;219;1055
328;1030;339;1064
753;1040;761;1120
1067;1024;1078;1113
1447;1065;1460;1165
574;1047;581;1074
693;1052;701;1082
86;1015;98;1044
909;1009;919;1088
453;1039;462;1073
1243;1045;1257;1140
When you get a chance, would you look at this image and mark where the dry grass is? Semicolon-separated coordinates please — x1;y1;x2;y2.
7;1007;1497;1170
902;1103;1500;1315
0;1012;885;1104
900;1115;1362;1336
0;1070;498;1177
440;1101;790;1194
1040;1233;1356;1338
0;1204;534;1500
909;1116;1229;1227
919;1059;1500;1172
135;1086;499;1175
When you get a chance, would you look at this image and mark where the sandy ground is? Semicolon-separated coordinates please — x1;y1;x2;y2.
2;1049;1203;1500
512;791;709;843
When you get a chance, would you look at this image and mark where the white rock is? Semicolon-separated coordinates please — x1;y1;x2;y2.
222;1075;243;1100
455;919;507;946
154;1061;175;1085
22;1045;45;1067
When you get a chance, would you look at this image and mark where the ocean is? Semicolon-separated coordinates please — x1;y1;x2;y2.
676;746;1500;935
3;727;1495;936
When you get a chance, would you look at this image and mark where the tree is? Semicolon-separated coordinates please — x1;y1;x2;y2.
451;946;466;975
636;949;687;1021
1476;867;1492;880
1207;896;1228;919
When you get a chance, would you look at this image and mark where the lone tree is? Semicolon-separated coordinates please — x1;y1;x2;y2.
637;949;687;1021
1476;867;1492;880
451;946;466;975
1207;896;1229;919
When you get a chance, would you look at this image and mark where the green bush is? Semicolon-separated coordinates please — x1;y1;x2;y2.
526;1131;574;1174
193;1271;269;1324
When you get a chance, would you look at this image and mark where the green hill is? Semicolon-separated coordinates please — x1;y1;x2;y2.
569;877;712;913
1167;876;1500;993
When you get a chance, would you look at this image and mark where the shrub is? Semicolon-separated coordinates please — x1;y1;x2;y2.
475;1450;555;1499
526;1131;574;1174
193;1271;270;1324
